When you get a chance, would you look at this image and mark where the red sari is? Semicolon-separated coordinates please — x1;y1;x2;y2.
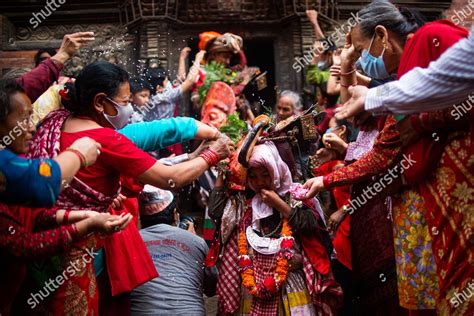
395;20;473;314
27;109;158;315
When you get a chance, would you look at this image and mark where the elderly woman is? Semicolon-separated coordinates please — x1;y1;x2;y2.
274;90;303;124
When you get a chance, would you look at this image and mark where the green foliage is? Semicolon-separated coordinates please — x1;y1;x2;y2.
198;61;237;103
220;113;248;144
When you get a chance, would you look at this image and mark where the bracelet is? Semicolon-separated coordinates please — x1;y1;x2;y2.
340;68;356;76
340;81;357;88
66;147;88;168
66;223;79;240
63;210;70;224
199;149;220;166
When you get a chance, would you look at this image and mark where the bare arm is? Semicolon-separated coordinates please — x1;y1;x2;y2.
181;50;206;94
137;158;210;190
339;34;360;103
195;120;220;140
327;50;341;95
177;47;191;82
137;135;233;190
306;10;325;40
54;137;101;189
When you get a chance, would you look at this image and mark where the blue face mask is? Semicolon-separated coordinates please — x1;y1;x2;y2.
324;128;333;135
358;33;390;80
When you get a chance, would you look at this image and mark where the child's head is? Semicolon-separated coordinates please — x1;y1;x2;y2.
130;78;151;107
248;166;272;192
147;68;169;94
247;142;292;194
326;116;358;143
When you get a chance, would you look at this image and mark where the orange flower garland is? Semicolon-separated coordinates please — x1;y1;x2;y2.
238;218;294;297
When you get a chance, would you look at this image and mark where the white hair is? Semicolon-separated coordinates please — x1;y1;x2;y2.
280;90;303;112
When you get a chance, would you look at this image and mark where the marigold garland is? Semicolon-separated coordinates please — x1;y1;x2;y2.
238;217;294;298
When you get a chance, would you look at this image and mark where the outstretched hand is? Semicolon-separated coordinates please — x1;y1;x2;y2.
52;32;95;64
301;176;325;200
334;85;369;120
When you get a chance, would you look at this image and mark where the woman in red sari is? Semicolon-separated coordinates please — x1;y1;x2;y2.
0;79;133;315
27;61;234;315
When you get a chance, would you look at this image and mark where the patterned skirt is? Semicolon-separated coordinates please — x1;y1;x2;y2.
392;188;439;309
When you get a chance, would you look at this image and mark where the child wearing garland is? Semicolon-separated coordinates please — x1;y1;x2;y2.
208;142;342;315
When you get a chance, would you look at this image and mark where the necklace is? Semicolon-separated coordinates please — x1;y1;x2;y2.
238;218;295;298
260;220;282;238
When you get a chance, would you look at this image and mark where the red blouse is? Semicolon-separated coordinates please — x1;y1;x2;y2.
60;128;157;197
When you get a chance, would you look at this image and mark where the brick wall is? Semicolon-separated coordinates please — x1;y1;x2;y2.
0;50;37;76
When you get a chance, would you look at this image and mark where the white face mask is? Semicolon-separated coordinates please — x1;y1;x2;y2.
104;97;134;129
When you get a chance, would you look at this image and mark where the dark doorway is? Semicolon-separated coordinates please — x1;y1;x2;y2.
186;36;276;116
242;38;277;115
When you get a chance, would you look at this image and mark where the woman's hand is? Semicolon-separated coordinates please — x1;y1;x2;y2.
66;210;100;223
322;133;348;154
332;49;342;66
328;208;347;233
310;148;337;170
52;32;95;64
69;137;102;167
193;50;206;66
260;189;291;216
340;33;359;65
334;85;369;121
288;253;303;271
87;212;133;235
302;176;325;199
111;193;127;209
180;47;191;60
189;140;210;160
209;134;235;160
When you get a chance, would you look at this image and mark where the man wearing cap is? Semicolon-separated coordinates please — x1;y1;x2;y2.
131;186;212;315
